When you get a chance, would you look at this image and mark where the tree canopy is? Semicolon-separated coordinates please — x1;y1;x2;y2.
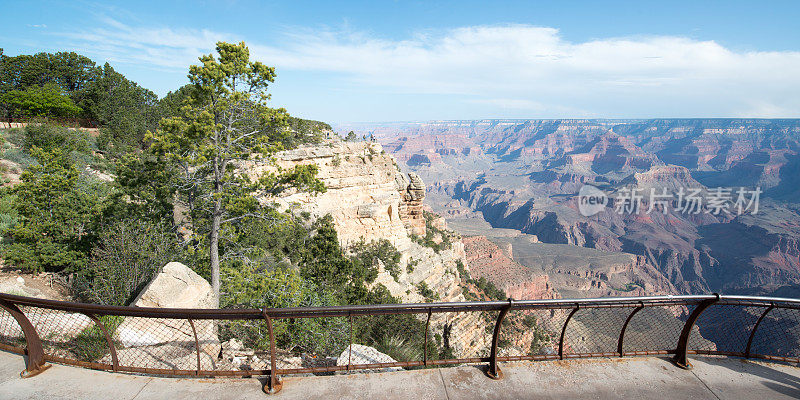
1;83;82;118
147;41;325;304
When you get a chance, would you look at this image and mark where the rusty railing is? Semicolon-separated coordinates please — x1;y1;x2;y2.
1;292;800;394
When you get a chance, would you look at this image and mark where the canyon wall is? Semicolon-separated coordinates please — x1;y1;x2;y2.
339;119;800;297
255;141;462;302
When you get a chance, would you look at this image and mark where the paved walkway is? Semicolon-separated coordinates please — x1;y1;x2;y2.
1;350;800;399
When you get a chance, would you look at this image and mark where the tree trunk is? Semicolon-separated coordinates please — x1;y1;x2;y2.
209;199;222;308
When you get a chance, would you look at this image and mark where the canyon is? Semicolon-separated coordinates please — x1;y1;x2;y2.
337;119;800;300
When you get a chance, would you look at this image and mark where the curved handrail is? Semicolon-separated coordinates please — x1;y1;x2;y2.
0;292;738;318
1;292;799;395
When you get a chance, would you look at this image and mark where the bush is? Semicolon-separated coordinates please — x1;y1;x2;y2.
350;238;402;282
73;219;178;305
220;262;347;353
1;128;35;167
2;83;82;118
410;211;452;253
406;257;418;273
0;192;18;242
2;148;108;273
416;282;439;302
21;123;91;154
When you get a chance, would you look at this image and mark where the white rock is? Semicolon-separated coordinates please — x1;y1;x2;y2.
336;344;402;372
222;338;244;352
116;262;220;357
130;262;216;309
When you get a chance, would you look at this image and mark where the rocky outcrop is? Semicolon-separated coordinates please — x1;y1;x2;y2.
265;142;466;303
116;262;221;360
462;236;558;300
262;142;419;251
397;172;426;236
336;344;401;372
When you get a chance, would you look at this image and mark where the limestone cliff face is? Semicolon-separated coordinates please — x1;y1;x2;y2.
263;142;419;251
398;172;426;236
261;141;465;304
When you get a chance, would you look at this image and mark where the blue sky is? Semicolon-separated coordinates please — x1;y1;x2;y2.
2;0;800;122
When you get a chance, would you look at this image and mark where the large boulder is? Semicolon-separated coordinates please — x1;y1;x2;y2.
130;262;216;309
115;262;221;359
336;344;401;372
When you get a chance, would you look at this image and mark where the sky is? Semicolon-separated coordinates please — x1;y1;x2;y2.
2;0;800;123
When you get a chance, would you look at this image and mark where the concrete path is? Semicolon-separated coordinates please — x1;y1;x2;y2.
1;350;799;399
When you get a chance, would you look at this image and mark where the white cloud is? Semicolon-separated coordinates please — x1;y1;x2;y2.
59;16;236;69
60;20;800;117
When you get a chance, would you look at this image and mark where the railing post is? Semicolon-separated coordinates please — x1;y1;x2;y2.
84;313;119;372
0;299;50;377
347;312;353;373
617;302;645;357
745;304;774;358
487;298;513;379
261;308;282;394
187;318;201;375
673;294;719;370
423;308;432;367
559;304;580;360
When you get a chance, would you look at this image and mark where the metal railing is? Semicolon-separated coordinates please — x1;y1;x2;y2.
1;292;800;394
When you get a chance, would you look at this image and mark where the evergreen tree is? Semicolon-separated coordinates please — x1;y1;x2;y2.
148;41;323;305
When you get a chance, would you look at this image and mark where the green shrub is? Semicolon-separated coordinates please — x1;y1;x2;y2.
0;193;19;241
416;282;439;302
410;211;452;253
73;219;178;306
220;262;347;353
2;83;82;118
406;258;419;274
2;148;108;273
350;238;402;282
21;123;90;154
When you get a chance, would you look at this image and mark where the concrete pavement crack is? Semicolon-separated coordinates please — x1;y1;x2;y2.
130;377;153;400
438;369;451;400
691;369;722;400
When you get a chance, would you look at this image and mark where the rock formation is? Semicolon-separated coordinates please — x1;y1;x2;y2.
397;172;426;236
264;142;466;304
263;141;498;359
336;344;401;372
115;262;221;363
462;236;558;300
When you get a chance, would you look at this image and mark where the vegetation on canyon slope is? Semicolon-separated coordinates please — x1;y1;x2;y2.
0;44;447;358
